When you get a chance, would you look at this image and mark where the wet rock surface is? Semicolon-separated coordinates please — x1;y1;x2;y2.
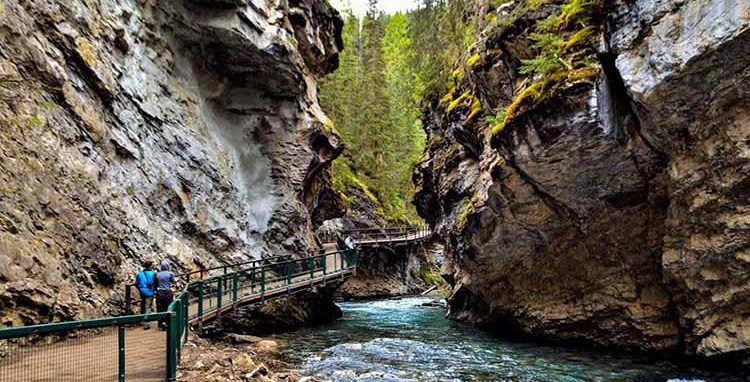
414;0;750;365
336;243;435;300
212;289;343;335
0;0;343;325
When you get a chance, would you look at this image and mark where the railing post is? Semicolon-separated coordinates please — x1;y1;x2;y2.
250;267;256;294
286;261;292;295
321;252;327;286
260;266;266;300
233;272;239;303
217;277;223;312
118;324;125;382
176;299;183;363
309;256;314;285
197;281;204;331
166;312;177;381
184;293;189;343
223;266;228;296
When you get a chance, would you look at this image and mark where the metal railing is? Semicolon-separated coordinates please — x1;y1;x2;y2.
123;252;295;315
0;225;430;381
0;250;359;381
321;225;433;247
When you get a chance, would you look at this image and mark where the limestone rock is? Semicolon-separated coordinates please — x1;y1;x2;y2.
415;0;750;366
212;289;342;335
226;333;264;345
0;0;344;324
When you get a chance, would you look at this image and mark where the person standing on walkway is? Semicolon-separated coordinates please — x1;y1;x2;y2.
136;260;157;329
156;259;176;331
343;235;357;268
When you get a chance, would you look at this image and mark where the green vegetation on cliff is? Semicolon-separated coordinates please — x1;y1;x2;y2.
321;0;602;221
320;8;424;222
320;0;482;221
488;0;602;137
320;0;476;222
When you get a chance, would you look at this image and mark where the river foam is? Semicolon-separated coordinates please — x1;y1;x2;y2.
273;297;740;382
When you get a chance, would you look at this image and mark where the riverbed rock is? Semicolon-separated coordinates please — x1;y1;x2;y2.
178;336;304;381
414;0;750;366
0;0;343;325
226;333;264;345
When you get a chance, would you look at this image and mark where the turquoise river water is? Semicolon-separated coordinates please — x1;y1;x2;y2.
273;297;745;382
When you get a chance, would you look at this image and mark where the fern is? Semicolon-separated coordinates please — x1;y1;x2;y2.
520;53;564;76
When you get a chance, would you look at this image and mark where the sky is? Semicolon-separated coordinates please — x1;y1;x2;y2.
330;0;420;17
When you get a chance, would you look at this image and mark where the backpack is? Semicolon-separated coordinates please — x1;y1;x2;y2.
137;270;156;294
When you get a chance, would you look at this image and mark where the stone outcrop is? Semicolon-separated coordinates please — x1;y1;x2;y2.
610;0;750;361
0;0;343;325
213;289;342;335
336;244;432;299
414;0;750;365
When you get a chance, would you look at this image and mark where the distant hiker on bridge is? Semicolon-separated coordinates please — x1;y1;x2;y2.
343;235;357;267
155;259;176;331
136;260;157;330
344;235;357;250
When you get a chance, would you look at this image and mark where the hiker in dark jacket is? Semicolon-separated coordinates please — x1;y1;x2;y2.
136;260;157;329
156;259;176;330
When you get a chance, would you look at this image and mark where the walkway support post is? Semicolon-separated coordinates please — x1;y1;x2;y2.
197;281;204;330
118;324;125;382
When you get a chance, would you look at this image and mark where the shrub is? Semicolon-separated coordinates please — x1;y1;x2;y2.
561;26;594;51
417;268;443;286
558;0;598;28
491;80;546;137
456;197;475;227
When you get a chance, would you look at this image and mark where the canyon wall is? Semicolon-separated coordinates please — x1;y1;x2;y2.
336;243;433;299
0;0;343;325
414;0;750;364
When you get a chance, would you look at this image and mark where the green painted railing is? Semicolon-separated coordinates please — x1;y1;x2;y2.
0;250;359;381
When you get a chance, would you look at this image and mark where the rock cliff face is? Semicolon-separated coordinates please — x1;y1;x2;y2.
0;0;343;325
415;0;750;364
212;288;342;335
336;244;431;299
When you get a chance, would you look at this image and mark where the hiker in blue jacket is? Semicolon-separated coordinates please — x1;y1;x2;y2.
136;260;157;329
156;259;176;330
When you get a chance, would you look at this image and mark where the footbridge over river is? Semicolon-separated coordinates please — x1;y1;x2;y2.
0;226;432;382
